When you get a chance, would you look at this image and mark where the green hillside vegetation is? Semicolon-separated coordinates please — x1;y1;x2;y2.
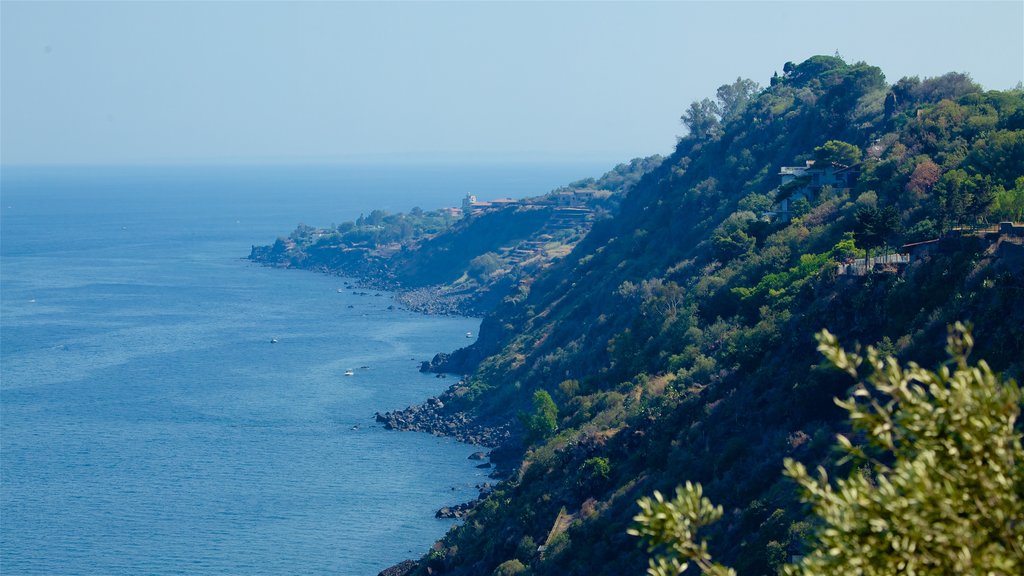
633;325;1022;576
400;57;1024;575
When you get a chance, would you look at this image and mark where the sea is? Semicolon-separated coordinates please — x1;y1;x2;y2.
0;162;605;575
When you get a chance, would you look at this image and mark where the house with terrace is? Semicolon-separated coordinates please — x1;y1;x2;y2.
771;160;859;221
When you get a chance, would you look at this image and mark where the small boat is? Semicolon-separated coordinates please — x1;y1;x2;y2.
344;369;354;377
337;288;344;293
466;332;473;338
270;338;278;344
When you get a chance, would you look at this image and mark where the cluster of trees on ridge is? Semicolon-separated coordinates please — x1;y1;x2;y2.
397;56;1023;576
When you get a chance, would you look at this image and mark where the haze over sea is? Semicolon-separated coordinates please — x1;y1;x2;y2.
0;163;603;575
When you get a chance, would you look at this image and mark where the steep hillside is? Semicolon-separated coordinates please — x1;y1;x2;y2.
399;57;1024;576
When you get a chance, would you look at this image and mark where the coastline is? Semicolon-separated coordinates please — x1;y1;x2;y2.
248;258;517;575
375;381;512;456
249;257;485;317
371;383;513;576
247;256;512;445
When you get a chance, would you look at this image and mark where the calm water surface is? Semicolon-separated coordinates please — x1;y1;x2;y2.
0;163;603;574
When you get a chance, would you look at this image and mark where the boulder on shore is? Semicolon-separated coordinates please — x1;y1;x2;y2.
419;352;451;373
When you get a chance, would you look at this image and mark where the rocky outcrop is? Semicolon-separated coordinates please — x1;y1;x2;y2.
435;483;495;520
377;559;418;576
419;353;452;373
418;313;511;376
375;388;511;449
435;501;477;520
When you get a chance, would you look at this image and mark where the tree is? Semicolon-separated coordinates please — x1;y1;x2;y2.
629;482;735;576
787;55;847;87
965;130;1024;190
366;209;387;226
814;140;862;167
711;211;757;262
993;176;1024;221
785;325;1024;575
681;99;722;140
935;169;996;229
891;73;981;108
632;324;1023;576
579;457;611;493
905;156;942;198
520;390;558;445
914;72;982;104
891;76;922;110
883;91;898;118
716;77;761;121
854;204;901;257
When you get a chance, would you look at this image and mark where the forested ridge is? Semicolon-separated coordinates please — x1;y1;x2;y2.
398;56;1024;575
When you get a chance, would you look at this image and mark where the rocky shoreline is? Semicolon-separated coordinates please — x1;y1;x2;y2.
436;480;494;519
377;475;499;576
377;559;418;576
373;388;515;576
247;256;484;317
393;285;478;316
374;384;512;451
251;255;512;576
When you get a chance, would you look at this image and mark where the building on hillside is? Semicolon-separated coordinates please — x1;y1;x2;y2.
771;160;860;222
553;192;577;207
553;189;598;208
468;202;492;215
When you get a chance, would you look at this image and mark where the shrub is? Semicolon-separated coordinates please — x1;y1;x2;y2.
631;324;1023;576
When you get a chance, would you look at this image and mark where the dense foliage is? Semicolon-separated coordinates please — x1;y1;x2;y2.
520;390;559;445
406;56;1024;576
632;325;1023;576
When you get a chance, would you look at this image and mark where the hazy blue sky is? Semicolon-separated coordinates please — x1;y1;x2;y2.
3;1;1022;166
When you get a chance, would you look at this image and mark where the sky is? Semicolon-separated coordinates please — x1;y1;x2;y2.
2;1;1022;166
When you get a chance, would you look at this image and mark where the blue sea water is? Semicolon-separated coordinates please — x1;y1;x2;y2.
0;163;604;575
